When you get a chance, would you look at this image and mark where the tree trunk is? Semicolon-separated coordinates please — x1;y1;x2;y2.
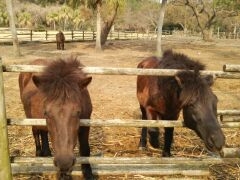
184;0;215;42
202;28;213;42
101;2;119;46
5;0;21;57
95;2;102;51
156;0;167;57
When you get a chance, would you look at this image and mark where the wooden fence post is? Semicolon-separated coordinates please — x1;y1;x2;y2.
30;30;32;41
45;30;48;40
92;31;95;40
71;30;74;41
0;58;12;180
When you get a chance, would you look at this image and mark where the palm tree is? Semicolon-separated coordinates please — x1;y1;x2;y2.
17;11;32;28
46;12;58;30
72;9;83;29
58;5;73;30
5;0;21;57
0;8;8;26
67;0;125;50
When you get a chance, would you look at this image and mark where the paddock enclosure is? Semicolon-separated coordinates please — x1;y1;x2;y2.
1;37;240;179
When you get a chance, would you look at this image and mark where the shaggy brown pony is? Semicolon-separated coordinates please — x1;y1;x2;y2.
137;50;225;157
56;31;65;50
19;57;94;179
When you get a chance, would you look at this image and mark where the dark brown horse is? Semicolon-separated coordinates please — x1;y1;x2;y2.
19;57;94;179
56;31;65;50
137;50;225;157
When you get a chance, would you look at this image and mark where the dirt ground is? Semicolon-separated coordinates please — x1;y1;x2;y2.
1;36;240;180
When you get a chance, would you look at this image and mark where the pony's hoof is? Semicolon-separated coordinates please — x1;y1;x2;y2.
162;151;171;157
149;138;160;149
138;146;147;151
36;150;42;157
58;173;72;180
41;151;52;157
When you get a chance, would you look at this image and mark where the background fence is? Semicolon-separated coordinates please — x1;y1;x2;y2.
0;61;240;179
0;28;173;43
0;28;239;44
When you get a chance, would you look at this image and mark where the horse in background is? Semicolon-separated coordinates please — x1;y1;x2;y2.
56;31;65;50
19;57;94;179
137;50;225;157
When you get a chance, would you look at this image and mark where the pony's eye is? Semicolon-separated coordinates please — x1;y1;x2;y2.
44;111;48;117
188;104;195;109
71;111;81;118
77;111;81;117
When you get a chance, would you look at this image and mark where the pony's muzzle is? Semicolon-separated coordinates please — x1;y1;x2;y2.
54;155;76;172
207;130;225;152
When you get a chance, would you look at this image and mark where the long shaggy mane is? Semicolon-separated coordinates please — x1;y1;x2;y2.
158;50;213;106
37;57;87;102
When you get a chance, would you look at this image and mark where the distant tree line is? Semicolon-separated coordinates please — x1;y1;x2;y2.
1;0;240;34
2;0;240;56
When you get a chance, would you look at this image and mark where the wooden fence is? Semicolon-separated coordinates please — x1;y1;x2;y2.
0;29;172;43
1;28;240;44
0;60;240;179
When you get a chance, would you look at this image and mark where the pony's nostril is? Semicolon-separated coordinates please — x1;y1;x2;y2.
207;135;214;148
211;134;215;142
72;157;76;166
54;159;58;167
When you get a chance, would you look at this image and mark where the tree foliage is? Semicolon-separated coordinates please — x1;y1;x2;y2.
1;0;240;41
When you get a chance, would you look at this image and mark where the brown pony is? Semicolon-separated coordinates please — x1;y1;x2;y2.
56;31;65;50
137;50;225;157
19;57;94;179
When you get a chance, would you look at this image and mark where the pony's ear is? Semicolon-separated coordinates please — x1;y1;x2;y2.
78;76;92;89
175;76;183;89
32;75;42;88
203;75;215;86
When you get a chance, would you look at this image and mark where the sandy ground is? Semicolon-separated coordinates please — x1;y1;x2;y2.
1;36;240;179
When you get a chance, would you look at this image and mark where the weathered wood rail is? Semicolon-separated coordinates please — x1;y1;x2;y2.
6;117;240;128
3;65;240;79
0;61;240;179
223;64;240;72
10;156;240;176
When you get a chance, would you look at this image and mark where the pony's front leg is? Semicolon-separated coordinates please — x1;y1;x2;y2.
57;42;60;50
61;42;64;50
139;105;147;150
146;108;160;149
40;130;51;156
162;127;174;157
32;128;41;156
78;127;95;180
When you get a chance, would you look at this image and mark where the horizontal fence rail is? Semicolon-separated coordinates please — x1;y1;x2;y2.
9;154;240;176
3;65;240;79
11;163;210;176
223;64;240;72
7;118;240;128
10;156;240;165
7;109;240;127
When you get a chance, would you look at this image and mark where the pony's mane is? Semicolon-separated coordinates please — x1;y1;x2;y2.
37;57;87;102
176;71;213;106
159;49;205;71
158;50;213;106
